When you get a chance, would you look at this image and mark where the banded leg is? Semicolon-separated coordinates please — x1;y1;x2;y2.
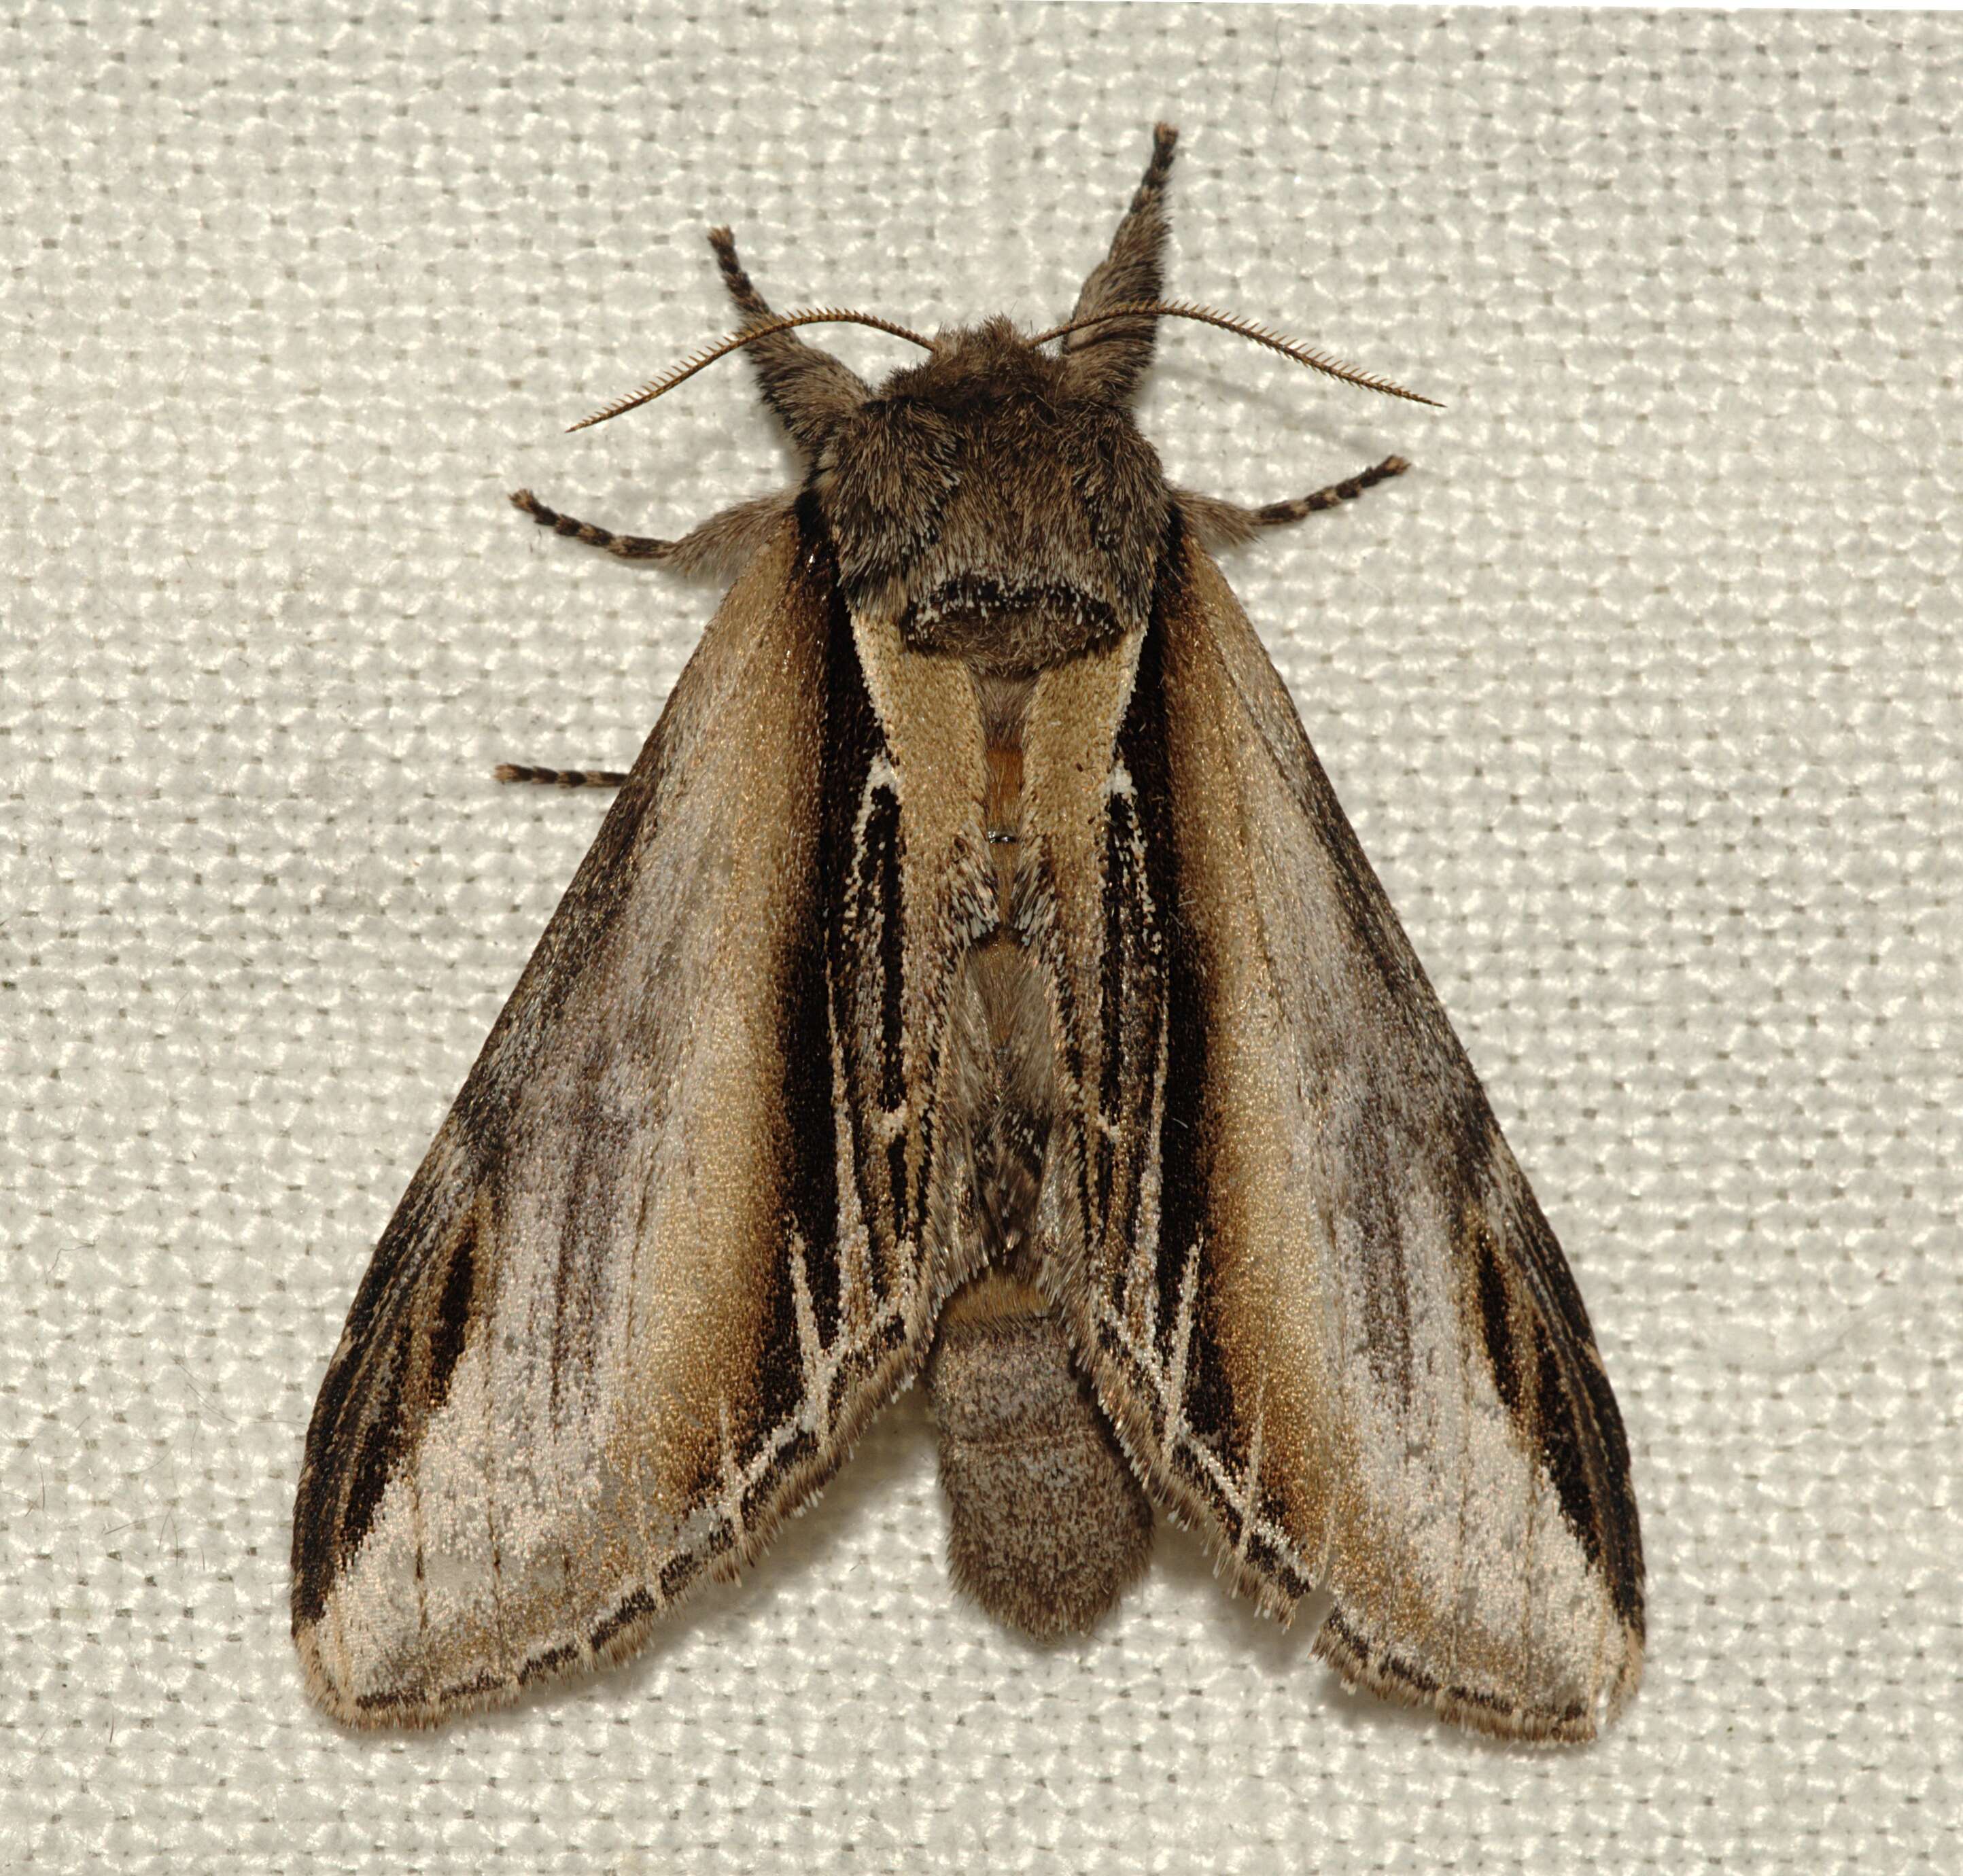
1180;455;1410;550
509;489;678;561
510;486;797;577
496;764;628;790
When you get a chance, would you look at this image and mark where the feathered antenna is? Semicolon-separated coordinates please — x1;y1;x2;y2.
568;311;937;434
1033;300;1442;408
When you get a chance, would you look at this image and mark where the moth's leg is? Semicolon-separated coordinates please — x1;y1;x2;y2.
499;482;797;789
508;488;677;561
494;764;627;790
1177;454;1410;549
1245;453;1411;526
508;487;797;576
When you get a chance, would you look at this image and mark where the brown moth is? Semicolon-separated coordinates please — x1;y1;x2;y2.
292;125;1644;1741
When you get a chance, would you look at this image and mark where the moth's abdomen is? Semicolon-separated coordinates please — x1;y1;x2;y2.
924;1273;1153;1639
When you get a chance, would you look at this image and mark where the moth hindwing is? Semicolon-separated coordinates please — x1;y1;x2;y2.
292;122;1643;1742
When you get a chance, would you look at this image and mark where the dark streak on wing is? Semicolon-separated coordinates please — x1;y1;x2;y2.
426;1217;478;1413
326;1205;491;1608
813;506;888;1319
1503;1198;1643;1632
778;802;844;1351
330;1343;407;1616
863;789;906;1116
1094;750;1164;1310
1114;563;1248;1487
1092;841;1134;1316
1511;1183;1642;1631
865;786;908;1221
754;522;886;1441
1532;1317;1599;1568
751;1257;809;1440
292;1281;396;1628
1587;1373;1644;1631
1114;589;1193;1376
1471;1215;1523;1415
1094;791;1132;1232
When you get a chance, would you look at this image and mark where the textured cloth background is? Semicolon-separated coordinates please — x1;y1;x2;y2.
3;5;1957;1871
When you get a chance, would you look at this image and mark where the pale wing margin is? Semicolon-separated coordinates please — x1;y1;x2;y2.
1035;528;1644;1743
291;519;948;1727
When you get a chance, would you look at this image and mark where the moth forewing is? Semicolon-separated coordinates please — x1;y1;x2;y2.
1039;538;1644;1741
291;525;954;1726
294;122;1641;1741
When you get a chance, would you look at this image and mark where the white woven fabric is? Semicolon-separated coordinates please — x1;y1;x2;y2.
4;5;1957;1869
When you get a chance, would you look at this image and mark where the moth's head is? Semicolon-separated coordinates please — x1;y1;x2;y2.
806;313;1173;665
576;125;1192;666
570;124;1431;670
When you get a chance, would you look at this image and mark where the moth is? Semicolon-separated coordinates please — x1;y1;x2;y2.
292;125;1644;1741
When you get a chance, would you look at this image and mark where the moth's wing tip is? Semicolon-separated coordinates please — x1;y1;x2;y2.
292;1631;519;1733
1310;1602;1643;1747
290;1608;490;1732
292;1584;680;1732
292;1620;399;1731
1599;1633;1647;1727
